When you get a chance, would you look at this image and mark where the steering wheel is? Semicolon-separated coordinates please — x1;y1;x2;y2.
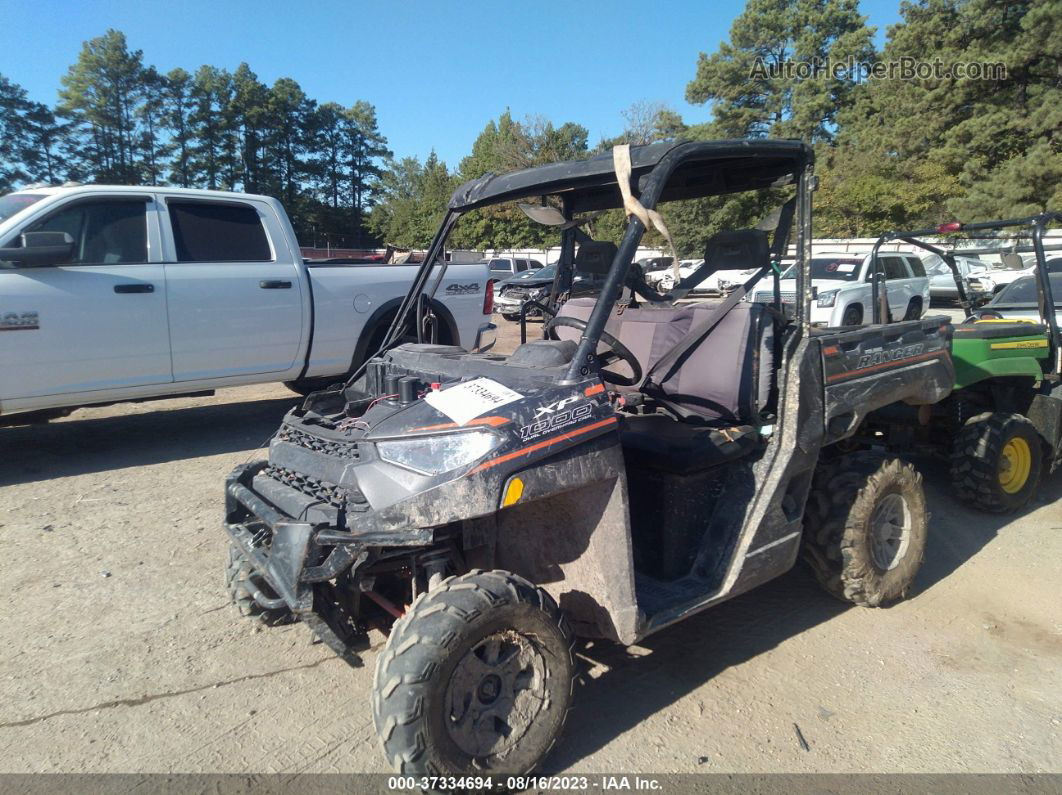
544;316;643;386
963;309;1003;323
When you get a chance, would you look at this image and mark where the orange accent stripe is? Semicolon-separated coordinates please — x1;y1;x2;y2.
412;415;510;431
822;345;840;356
469;417;618;474
584;383;605;396
827;351;945;383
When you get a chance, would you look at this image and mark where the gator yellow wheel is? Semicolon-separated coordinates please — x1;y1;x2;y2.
998;436;1032;494
951;412;1043;513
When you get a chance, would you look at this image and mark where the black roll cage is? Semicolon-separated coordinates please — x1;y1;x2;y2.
358;140;814;387
870;211;1062;367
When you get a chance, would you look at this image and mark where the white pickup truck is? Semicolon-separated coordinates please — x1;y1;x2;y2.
0;185;495;423
752;251;930;327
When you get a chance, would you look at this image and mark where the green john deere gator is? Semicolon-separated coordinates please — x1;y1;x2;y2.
863;213;1062;512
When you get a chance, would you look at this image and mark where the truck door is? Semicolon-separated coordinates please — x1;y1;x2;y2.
880;255;914;318
0;195;172;404
160;198;304;381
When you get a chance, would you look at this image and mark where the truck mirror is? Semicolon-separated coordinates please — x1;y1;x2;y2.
0;231;76;268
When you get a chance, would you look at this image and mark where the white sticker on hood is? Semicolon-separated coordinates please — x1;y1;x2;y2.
424;378;523;426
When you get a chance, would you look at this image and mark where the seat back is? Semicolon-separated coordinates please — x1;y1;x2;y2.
554;297;774;422
652;301;774;422
553;297;693;393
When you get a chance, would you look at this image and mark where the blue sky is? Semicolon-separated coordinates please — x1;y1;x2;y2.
0;0;903;167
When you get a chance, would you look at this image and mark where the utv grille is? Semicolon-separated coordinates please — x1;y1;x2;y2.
262;464;369;511
277;425;360;460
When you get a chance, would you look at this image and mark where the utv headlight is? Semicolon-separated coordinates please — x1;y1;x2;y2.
376;431;502;475
817;289;840;308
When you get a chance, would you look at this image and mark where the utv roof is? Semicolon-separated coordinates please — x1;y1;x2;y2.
449;139;812;214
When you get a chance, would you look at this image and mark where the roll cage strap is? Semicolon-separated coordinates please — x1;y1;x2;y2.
641;198;797;393
614;144;677;264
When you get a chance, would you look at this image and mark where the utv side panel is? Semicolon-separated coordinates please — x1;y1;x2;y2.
491;440;641;644
819;317;955;444
634;336;826;637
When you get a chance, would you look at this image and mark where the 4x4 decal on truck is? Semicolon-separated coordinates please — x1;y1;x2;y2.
445;283;481;295
0;311;39;331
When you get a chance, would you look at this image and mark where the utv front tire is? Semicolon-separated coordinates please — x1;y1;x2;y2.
950;412;1042;512
373;570;575;777
224;544;294;626
802;453;928;607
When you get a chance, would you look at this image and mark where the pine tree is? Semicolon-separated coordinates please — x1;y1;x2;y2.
685;0;875;142
57;29;149;182
160;68;194;186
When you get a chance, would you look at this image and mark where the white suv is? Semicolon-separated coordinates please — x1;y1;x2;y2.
753;252;931;327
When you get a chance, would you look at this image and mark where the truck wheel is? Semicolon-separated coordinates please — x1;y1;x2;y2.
502;313;520;321
802;453;928;607
903;298;923;320
950;412;1042;513
224;545;294;626
841;305;863;326
373;569;575;777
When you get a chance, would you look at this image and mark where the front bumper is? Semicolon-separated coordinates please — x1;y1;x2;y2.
223;463;377;611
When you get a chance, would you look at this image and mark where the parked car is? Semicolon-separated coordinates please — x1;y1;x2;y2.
922;253;993;303
976;271;1062;327
645;258;755;294
0;185;495;423
753;252;930;326
494;264;556;319
967;252;1034;294
480;256;544;281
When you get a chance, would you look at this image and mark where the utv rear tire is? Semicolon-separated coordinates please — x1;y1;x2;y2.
224;545;294;626
373;569;575;777
802;453;928;607
950;412;1042;513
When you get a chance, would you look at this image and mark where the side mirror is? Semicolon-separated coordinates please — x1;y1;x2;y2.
0;231;76;268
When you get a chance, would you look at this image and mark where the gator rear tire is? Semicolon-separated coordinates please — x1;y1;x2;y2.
802;453;928;607
373;569;575;778
224;544;294;626
950;412;1042;513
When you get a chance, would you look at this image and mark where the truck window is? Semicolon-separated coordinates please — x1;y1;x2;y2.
881;256;909;280
489;258;513;278
27;200;147;265
516;260;528;272
168;201;272;262
906;256;926;278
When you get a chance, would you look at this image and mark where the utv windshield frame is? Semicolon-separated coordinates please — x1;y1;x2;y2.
375;139;815;385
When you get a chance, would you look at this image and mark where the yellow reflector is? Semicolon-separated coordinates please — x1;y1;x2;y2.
502;477;524;507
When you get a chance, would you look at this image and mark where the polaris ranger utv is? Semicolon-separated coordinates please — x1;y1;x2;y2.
222;140;955;777
858;214;1062;512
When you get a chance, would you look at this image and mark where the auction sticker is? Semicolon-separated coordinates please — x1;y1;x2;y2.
424;378;523;425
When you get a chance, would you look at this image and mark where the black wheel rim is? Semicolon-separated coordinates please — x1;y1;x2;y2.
444;630;548;759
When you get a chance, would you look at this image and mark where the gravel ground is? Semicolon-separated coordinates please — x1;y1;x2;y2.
1;311;1059;775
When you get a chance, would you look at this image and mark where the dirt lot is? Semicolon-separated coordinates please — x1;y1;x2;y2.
1;314;1060;775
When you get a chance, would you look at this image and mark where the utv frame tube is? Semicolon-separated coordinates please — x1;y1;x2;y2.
561;143;812;383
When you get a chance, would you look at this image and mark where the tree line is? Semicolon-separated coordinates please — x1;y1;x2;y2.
2;2;1058;257
370;0;1060;257
0;30;390;246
